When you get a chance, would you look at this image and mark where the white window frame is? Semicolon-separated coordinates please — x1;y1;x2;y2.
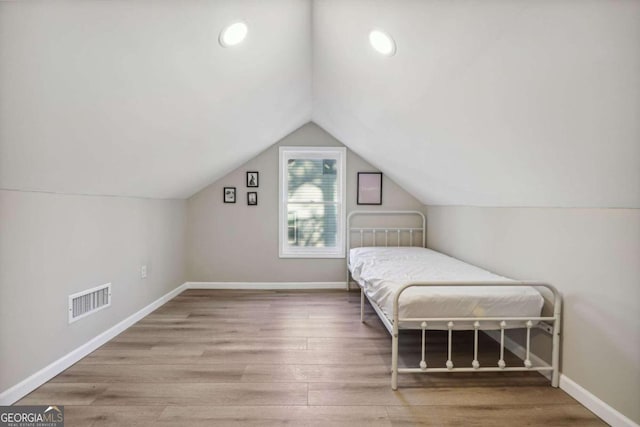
279;146;347;258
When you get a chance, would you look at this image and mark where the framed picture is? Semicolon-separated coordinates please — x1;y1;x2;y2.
223;187;236;203
357;172;383;205
246;171;259;188
247;192;258;206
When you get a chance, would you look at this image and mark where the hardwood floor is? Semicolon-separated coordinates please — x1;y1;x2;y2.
17;290;604;426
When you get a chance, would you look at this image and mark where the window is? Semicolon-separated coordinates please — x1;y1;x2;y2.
279;146;346;258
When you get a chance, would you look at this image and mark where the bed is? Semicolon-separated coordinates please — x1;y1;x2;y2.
346;210;562;390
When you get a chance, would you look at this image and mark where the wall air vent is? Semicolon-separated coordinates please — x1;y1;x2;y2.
68;283;111;323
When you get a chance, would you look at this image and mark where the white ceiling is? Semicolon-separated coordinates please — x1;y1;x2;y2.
1;0;638;207
313;0;640;208
0;0;312;199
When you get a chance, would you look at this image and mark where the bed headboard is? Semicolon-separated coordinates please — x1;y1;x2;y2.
347;210;426;250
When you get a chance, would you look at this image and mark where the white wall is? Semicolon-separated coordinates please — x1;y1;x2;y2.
0;190;187;394
187;122;423;282
425;206;640;424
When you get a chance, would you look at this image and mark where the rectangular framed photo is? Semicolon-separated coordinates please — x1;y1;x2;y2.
357;172;383;205
247;191;258;206
246;171;259;188
223;187;236;203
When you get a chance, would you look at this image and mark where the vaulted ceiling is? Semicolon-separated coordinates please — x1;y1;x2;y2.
1;0;638;207
0;0;312;199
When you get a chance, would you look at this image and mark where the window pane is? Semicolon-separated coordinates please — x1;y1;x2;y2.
287;203;338;248
287;159;338;203
287;212;298;245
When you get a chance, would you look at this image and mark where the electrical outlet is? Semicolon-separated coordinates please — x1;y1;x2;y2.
141;265;147;279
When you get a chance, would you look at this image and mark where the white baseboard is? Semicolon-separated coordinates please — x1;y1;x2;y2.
0;282;188;406
483;330;551;380
559;375;639;427
484;330;638;426
186;281;346;290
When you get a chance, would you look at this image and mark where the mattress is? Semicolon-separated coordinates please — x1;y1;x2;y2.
349;247;544;329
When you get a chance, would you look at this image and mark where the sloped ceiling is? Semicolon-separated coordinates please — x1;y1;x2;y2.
1;0;639;207
313;0;640;208
0;0;312;199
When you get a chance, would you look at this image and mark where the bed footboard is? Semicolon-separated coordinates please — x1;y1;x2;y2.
389;281;562;390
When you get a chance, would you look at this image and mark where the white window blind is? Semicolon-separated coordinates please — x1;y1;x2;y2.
279;147;346;258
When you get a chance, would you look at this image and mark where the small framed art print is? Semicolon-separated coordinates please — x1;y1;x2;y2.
223;187;236;203
246;171;259;188
247;192;258;206
357;172;383;205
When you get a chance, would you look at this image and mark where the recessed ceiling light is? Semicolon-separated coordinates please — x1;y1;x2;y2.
369;29;396;56
219;22;248;47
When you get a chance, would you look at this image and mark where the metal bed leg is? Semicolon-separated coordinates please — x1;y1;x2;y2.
551;322;561;387
551;290;562;387
391;328;399;390
360;288;364;323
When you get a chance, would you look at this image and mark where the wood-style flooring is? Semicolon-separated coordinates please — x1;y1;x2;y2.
17;290;604;426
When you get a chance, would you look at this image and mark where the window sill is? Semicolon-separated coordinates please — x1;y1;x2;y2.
279;252;346;259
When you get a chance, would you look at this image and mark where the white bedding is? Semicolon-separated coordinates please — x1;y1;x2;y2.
349;247;544;329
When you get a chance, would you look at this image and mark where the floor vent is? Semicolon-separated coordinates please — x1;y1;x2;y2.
68;283;111;323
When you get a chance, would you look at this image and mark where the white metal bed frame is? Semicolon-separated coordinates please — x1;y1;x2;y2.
346;210;562;390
